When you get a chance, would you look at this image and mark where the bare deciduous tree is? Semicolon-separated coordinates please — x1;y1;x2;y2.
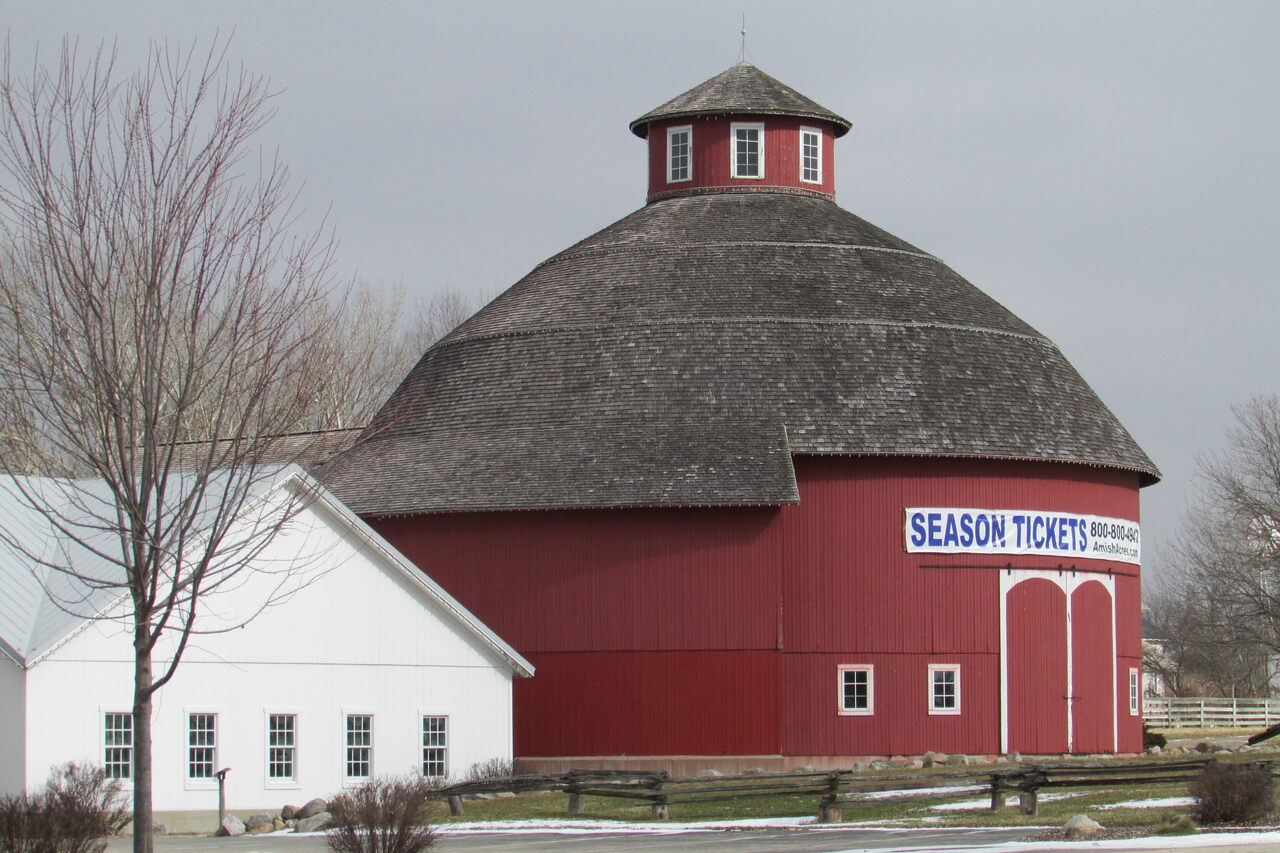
306;282;480;430
1152;395;1280;698
0;39;348;852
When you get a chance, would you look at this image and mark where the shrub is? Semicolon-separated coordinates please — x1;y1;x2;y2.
461;757;514;783
1152;814;1198;835
326;776;438;853
1189;762;1276;824
1143;724;1167;749
0;762;128;853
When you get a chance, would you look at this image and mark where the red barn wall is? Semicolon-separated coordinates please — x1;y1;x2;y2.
369;456;1143;762
645;115;837;199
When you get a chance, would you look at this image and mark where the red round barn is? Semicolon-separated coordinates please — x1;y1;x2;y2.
324;64;1159;770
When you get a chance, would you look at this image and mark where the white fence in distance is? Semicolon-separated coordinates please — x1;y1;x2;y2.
1145;697;1280;729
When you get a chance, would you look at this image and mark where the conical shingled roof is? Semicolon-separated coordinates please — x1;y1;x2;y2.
322;192;1159;517
629;63;851;138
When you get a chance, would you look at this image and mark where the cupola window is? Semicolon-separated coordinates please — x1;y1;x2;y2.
800;127;822;184
667;125;692;183
731;122;763;179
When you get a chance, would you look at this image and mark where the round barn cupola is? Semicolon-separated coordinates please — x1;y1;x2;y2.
630;63;852;203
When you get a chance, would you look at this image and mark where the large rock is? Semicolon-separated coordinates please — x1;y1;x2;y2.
215;815;245;837
244;812;275;834
695;768;724;778
296;798;328;819
280;804;300;820
1063;814;1103;839
294;811;332;833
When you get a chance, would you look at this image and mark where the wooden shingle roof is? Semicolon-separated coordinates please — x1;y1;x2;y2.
322;193;1158;515
629;63;852;138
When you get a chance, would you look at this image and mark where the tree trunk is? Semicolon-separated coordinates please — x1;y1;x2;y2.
133;631;154;853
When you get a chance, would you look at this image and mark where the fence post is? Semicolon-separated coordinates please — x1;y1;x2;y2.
1019;789;1039;816
649;775;669;820
566;771;583;815
447;795;465;816
989;773;1006;810
817;771;842;824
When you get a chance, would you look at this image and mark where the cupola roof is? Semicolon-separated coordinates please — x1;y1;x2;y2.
630;63;852;138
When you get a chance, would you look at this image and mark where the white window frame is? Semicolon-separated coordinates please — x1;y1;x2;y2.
343;712;374;783
184;710;218;788
730;122;764;179
837;665;874;715
265;711;300;788
928;664;961;715
421;715;449;780
1129;668;1141;716
102;710;133;783
666;125;692;183
800;126;822;184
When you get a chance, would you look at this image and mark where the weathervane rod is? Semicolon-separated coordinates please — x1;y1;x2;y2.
739;14;749;64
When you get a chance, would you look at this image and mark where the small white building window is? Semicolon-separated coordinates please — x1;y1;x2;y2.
268;714;297;781
421;716;448;779
928;664;961;715
731;122;764;179
104;713;133;780
346;714;372;779
838;665;873;715
1129;668;1141;716
188;713;217;779
800;127;822;184
667;125;692;183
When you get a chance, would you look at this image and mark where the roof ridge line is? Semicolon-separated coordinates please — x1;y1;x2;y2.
534;241;938;273
435;316;1051;352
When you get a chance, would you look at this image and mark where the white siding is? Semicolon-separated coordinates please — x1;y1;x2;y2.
0;657;24;795
22;494;517;812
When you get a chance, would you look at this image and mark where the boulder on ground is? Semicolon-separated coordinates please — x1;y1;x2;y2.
273;816;285;831
280;804;300;820
792;765;818;773
694;768;724;778
244;812;275;834
215;815;245;837
296;798;328;819
1063;814;1103;838
294;811;332;833
742;767;769;776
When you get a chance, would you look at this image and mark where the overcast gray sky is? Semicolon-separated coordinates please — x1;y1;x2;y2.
8;1;1279;578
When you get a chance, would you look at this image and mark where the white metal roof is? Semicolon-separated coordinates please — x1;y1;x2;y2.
0;466;532;677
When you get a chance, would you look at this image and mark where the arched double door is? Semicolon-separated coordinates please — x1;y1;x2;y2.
1004;574;1115;754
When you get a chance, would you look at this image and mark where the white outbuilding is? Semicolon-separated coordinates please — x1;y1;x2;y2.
0;465;532;822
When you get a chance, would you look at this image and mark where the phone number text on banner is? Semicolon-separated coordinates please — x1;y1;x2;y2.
904;508;1141;565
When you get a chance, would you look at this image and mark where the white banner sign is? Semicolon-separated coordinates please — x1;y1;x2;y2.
904;507;1141;565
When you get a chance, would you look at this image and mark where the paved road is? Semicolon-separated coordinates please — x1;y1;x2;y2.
105;826;1280;853
106;827;1037;852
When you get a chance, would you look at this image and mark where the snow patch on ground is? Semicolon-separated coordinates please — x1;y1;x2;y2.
929;791;1081;811
1096;795;1194;810
850;829;1280;853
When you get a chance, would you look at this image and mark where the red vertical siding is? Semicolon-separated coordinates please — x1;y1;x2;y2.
1118;655;1143;752
1007;579;1069;753
369;456;1145;760
515;651;779;757
781;653;999;756
1071;581;1115;753
646;115;837;199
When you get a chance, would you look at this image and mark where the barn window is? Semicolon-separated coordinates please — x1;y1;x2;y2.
928;664;961;715
104;713;133;780
421;716;448;779
837;665;874;715
667;125;692;183
1129;668;1141;715
345;714;373;779
268;714;297;781
800;127;822;183
187;714;217;778
731;122;763;179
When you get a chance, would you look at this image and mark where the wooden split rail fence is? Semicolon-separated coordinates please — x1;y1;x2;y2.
437;757;1272;823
